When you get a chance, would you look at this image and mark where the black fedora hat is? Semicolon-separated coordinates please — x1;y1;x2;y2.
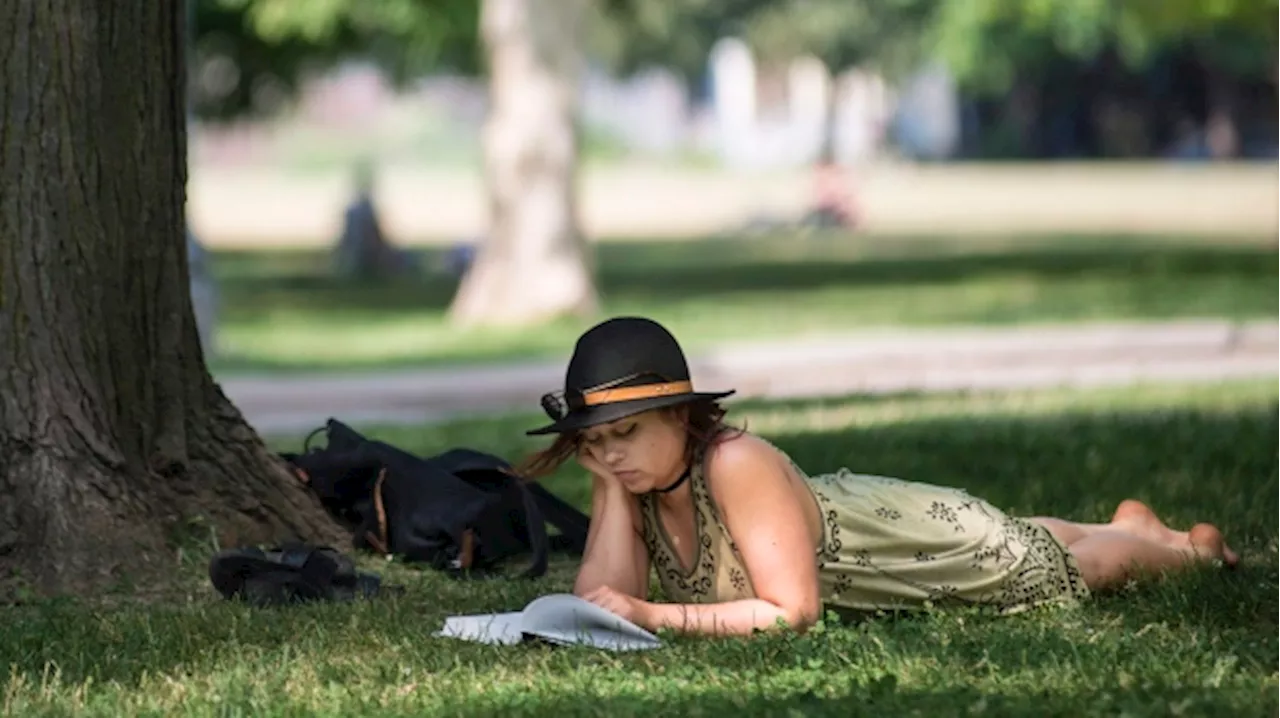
526;316;735;436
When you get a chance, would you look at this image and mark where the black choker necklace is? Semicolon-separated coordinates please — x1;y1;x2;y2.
654;465;691;494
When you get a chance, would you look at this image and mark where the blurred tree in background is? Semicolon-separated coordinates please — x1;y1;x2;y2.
199;0;597;326
448;0;599;326
190;0;1277;325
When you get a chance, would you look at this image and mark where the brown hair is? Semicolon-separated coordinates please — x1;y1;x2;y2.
516;400;745;479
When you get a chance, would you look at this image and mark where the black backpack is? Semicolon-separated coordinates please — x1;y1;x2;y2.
280;419;590;579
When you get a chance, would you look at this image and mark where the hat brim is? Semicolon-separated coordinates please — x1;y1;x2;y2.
525;390;736;436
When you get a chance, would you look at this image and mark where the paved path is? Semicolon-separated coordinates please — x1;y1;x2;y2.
216;320;1279;435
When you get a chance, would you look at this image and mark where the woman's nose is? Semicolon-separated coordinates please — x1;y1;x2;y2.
603;441;624;465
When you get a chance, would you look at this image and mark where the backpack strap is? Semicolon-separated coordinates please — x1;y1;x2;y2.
363;468;391;555
525;482;590;554
505;475;550;579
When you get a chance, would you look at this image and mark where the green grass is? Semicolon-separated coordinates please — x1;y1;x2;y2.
207;232;1279;374
3;380;1277;716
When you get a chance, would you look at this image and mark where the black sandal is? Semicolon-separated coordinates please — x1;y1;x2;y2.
209;543;398;606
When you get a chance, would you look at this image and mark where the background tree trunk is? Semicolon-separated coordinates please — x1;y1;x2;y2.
0;0;345;598
448;0;599;327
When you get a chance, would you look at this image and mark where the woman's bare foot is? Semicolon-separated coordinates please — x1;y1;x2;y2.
1111;500;1240;567
1111;499;1179;545
1189;523;1226;562
1189;523;1240;567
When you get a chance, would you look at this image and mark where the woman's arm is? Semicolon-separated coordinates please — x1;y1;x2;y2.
642;597;802;636
634;436;823;636
572;469;650;600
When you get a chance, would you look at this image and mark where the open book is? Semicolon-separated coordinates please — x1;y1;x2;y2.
435;593;661;651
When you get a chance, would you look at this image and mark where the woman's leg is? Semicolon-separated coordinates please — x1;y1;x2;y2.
1025;517;1112;546
1027;498;1237;592
1031;499;1238;565
1065;524;1230;593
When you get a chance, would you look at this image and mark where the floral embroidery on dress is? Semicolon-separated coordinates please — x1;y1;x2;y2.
809;488;845;562
926;501;961;530
949;500;1090;611
970;545;1004;569
928;584;959;601
729;567;746;591
823;510;844;560
804;467;1089;613
831;573;853;597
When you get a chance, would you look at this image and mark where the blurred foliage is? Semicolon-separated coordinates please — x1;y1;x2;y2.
587;0;936;83
740;0;937;79
585;0;758;82
930;0;1279;94
193;0;480;120
191;0;1277;120
231;0;481;78
192;0;339;120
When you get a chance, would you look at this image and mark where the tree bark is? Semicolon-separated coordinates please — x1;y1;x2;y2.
0;0;345;598
448;0;599;327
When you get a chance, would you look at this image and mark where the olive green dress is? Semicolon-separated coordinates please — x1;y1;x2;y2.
638;440;1090;614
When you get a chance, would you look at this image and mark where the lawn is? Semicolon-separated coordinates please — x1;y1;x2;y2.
3;379;1276;716
206;232;1279;374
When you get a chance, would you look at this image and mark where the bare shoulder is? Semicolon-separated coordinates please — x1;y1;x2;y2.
703;431;794;496
703;431;822;553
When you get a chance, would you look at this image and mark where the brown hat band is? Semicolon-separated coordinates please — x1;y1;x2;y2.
582;380;694;406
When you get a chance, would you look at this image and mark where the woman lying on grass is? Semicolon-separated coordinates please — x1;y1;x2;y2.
520;316;1240;637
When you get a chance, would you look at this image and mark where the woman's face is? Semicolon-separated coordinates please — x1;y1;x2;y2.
578;408;688;494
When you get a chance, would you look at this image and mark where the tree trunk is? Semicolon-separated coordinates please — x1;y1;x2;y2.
0;0;345;599
448;0;599;327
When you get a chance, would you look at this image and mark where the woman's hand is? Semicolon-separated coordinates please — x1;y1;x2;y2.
576;445;620;486
582;585;654;629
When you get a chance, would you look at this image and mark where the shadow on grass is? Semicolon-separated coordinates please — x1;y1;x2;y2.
600;243;1279;301
205;236;1279;373
0;399;1275;710
761;403;1278;536
213;238;1279;316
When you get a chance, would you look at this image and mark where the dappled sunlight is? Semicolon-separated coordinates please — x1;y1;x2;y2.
6;0;1274;714
3;381;1274;714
